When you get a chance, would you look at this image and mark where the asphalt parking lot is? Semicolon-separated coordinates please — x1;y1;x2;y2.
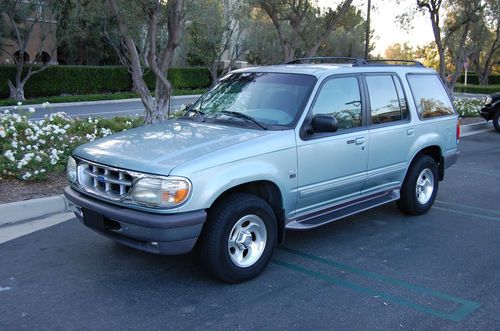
1;129;499;330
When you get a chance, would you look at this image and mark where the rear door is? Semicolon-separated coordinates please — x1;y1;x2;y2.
362;73;415;195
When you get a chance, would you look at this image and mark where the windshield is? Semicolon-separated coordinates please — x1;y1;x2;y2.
185;72;316;129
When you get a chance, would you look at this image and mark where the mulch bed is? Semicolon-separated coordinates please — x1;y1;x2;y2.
0;173;67;204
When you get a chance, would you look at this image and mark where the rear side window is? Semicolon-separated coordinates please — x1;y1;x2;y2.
366;75;409;125
407;74;454;119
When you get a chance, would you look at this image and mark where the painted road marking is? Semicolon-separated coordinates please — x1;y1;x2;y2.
435;200;500;217
273;247;480;322
433;206;500;223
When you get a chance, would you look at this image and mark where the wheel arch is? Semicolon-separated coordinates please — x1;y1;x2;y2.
209;180;286;243
408;145;444;181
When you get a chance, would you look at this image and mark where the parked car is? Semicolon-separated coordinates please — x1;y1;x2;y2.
480;92;500;132
64;58;460;283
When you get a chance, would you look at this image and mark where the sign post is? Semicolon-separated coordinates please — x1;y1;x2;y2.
464;58;469;86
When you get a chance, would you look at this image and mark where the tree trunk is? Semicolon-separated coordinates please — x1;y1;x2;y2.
8;80;25;101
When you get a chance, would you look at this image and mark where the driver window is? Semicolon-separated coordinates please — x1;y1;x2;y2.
311;76;362;130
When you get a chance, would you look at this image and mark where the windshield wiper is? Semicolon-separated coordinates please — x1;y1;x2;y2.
216;111;267;130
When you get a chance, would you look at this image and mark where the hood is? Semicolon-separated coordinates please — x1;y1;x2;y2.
74;120;269;175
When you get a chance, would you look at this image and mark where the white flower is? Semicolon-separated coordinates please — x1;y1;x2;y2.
22;172;32;180
11;141;18;148
34;170;39;175
0;126;5;138
42;102;50;108
35;155;42;162
40;169;46;173
29;107;36;113
17;102;22;106
4;150;15;162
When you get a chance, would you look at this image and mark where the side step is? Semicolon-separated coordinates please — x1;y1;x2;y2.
286;190;400;230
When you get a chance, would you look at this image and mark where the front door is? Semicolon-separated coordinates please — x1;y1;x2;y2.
295;75;369;216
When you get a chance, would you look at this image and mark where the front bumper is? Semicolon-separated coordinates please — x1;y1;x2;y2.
64;186;206;255
480;105;494;121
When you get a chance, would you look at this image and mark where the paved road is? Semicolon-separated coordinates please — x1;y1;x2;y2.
5;95;201;121
0;129;499;329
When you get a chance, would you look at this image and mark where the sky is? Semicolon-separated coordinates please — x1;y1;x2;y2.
317;0;435;56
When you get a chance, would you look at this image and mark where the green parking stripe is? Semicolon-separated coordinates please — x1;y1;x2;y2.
274;247;480;322
433;206;500;223
435;200;500;217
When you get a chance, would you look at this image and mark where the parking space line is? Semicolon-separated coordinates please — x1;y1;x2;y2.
433;206;500;223
273;247;480;322
435;200;500;217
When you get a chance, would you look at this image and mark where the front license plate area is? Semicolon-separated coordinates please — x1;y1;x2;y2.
83;208;105;231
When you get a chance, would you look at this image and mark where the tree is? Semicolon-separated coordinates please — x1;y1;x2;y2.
467;0;499;85
0;0;56;101
107;0;184;124
416;0;481;86
384;42;415;60
254;0;354;62
186;0;248;82
52;0;119;65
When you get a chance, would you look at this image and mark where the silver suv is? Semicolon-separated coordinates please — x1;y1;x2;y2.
64;58;460;283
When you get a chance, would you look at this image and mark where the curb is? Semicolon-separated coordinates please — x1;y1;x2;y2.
461;120;493;136
0;94;202;110
0;195;68;227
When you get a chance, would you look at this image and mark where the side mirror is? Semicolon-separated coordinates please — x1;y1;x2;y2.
310;114;338;133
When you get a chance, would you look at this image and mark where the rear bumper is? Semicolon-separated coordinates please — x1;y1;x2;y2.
64;186;206;255
443;148;460;169
480;106;494;121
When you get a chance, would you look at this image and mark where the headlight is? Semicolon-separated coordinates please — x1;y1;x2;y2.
485;96;492;105
67;156;77;183
130;177;191;208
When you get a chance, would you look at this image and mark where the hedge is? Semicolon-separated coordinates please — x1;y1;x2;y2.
0;65;212;99
454;84;500;94
457;74;500;85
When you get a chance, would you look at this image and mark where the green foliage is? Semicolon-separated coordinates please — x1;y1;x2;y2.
457;74;500;85
0;65;212;99
453;97;484;117
0;107;143;181
454;84;500;94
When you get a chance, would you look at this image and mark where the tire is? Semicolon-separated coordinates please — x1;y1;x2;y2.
397;155;439;215
493;108;500;133
199;193;277;283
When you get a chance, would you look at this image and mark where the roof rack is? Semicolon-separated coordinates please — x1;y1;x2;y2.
364;59;425;67
285;57;425;67
286;57;368;66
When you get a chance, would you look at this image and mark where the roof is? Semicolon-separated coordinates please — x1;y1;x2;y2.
235;60;437;79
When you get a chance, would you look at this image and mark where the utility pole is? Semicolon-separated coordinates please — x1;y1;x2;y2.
364;0;371;60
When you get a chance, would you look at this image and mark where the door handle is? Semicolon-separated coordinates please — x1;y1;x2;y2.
355;137;365;145
407;128;415;136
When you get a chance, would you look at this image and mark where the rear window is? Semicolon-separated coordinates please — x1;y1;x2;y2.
407;74;455;119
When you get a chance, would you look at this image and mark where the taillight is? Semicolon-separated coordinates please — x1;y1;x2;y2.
456;118;461;144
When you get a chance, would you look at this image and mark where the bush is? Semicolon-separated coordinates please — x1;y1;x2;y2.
454;84;500;94
0;104;143;181
457;74;500;85
453;98;484;117
0;65;212;99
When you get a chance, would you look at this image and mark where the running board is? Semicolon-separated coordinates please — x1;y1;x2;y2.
286;190;400;230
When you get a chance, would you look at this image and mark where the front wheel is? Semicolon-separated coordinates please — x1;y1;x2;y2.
493;109;500;133
397;155;439;215
199;193;277;283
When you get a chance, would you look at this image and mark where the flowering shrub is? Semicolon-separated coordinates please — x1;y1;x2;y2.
0;104;142;181
453;97;484;117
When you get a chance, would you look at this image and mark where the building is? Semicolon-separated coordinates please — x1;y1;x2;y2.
0;0;57;65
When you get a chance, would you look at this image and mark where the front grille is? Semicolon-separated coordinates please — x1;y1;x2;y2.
78;161;135;200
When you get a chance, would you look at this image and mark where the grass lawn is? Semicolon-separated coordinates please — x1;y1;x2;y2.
0;88;206;107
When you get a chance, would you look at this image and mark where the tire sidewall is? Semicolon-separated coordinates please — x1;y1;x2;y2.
493;109;500;133
408;157;439;213
202;194;277;283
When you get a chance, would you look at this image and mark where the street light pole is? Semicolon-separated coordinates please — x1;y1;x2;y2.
364;0;371;60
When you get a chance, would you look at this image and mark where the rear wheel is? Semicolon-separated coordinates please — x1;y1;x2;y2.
397;155;439;215
199;193;277;283
493;109;500;133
